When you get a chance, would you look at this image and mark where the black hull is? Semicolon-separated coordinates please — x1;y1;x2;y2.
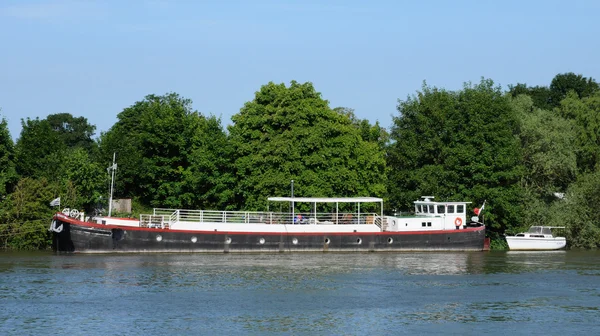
52;217;486;253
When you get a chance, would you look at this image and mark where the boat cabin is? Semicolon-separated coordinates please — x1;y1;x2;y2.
514;226;564;238
386;196;473;231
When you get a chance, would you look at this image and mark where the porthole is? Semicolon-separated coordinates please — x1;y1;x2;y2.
324;238;330;245
156;235;162;242
259;237;265;245
387;237;393;244
225;237;232;244
292;238;298;245
356;238;362;245
191;236;197;243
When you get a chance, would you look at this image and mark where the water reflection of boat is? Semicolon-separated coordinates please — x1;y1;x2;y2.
50;196;485;253
506;226;566;250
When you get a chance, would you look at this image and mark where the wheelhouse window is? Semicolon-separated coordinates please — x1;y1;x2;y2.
437;205;445;214
447;205;455;214
428;205;434;213
457;205;464;213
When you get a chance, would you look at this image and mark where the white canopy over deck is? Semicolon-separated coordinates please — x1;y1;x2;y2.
267;197;384;226
268;197;383;203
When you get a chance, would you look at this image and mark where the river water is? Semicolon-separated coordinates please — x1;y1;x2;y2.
0;251;598;335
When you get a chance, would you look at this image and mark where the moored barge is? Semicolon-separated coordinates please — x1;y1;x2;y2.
50;196;486;253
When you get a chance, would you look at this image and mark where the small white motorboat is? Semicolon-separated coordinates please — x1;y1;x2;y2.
506;226;566;250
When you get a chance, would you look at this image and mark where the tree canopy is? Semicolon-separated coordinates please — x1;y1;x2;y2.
99;93;230;209
388;79;524;236
228;81;387;210
509;72;599;109
558;91;600;173
0;117;17;197
46;113;97;154
14;118;67;180
511;95;577;199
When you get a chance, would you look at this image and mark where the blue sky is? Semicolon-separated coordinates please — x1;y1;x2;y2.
1;0;598;140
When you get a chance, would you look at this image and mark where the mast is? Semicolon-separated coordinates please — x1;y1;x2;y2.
108;153;117;217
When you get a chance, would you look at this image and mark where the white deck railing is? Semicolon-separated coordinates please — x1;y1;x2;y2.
140;208;379;227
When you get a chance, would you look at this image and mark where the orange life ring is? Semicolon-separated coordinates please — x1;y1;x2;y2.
454;217;463;227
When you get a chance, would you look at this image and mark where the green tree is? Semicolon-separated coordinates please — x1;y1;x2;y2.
63;148;106;210
228;81;387;210
509;72;599;110
333;107;389;150
99;93;229;208
511;95;578;199
0;178;57;249
508;83;552;110
549;72;599;107
388;79;524;237
14;118;67;180
14;113;97;181
0;117;17;197
558;91;600;173
548;170;600;249
509;95;578;233
179;115;235;209
46;113;97;154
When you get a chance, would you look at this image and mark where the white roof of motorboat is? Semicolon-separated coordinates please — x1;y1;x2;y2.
267;197;383;203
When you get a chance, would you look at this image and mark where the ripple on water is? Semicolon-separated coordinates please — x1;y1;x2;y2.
1;251;600;335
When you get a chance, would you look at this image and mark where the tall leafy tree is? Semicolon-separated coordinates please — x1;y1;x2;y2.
228;81;387;210
14;118;67;180
558;91;600;173
180;115;235;209
63;148;106;210
508;83;552;110
0;178;57;250
14;113;97;180
46;113;97;154
510;95;578;232
333;107;389;150
511;95;577;198
548;170;600;249
99;93;229;208
509;72;599;110
0;117;17;197
4;112;100;249
388;79;524;236
549;72;599;107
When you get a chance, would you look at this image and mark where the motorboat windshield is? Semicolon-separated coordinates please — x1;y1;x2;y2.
527;226;559;235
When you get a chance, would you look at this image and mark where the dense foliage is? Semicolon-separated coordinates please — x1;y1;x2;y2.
387;79;524;239
228;81;386;210
507;75;600;248
1;73;599;250
509;72;599;110
98;93;232;209
0;117;17;197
